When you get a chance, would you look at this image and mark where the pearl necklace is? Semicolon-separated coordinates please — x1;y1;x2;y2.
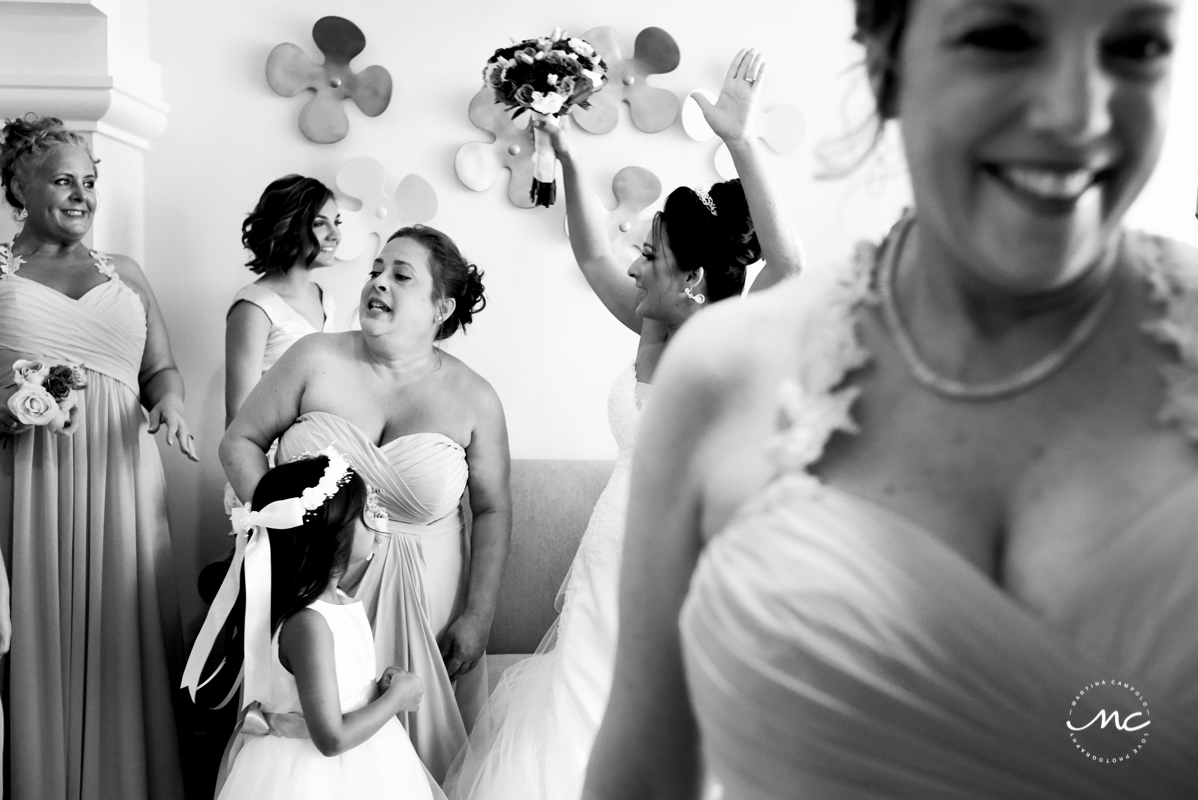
877;215;1119;402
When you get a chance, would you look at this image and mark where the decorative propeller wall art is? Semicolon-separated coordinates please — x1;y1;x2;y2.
333;157;437;261
455;88;538;209
570;27;681;135
565;167;662;262
266;17;393;144
682;90;804;179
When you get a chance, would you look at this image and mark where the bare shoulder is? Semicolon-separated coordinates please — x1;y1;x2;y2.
277;607;333;670
106;253;154;297
439;351;504;417
106;252;144;281
291;331;357;361
658;278;807;409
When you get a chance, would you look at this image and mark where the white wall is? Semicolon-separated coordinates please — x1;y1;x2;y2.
143;0;1198;627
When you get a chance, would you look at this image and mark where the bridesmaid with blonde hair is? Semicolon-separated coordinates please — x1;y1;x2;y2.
0;113;196;799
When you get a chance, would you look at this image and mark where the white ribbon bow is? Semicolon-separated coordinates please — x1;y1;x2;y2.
182;446;351;709
231;497;306;534
182;497;312;709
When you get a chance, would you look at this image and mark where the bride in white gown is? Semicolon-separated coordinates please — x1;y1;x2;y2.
444;49;804;800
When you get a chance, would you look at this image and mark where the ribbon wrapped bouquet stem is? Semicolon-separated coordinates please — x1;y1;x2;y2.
483;29;607;207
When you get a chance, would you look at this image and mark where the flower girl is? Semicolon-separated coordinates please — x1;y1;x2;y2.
214;450;441;800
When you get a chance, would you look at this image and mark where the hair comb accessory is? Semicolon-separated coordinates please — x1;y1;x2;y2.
182;445;353;710
694;185;717;217
363;485;390;534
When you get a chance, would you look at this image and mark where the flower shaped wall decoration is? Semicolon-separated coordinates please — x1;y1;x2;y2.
455;88;538;209
334;157;437;261
266;16;393;144
570;27;681;135
565;166;662;262
682;90;804;179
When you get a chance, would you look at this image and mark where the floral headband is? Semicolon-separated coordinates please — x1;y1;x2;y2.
230;446;353;534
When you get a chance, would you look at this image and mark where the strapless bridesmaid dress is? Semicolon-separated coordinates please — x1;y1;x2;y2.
277;411;477;782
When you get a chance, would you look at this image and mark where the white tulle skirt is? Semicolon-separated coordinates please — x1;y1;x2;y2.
444;457;631;800
218;717;440;800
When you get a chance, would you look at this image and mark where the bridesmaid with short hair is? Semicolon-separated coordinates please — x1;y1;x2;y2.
225;174;340;428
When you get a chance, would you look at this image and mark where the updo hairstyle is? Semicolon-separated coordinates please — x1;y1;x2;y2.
251;455;368;633
242;175;336;275
387;225;487;340
853;0;910;122
658;178;762;303
0;114;96;211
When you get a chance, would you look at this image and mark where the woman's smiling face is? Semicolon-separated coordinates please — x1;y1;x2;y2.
896;0;1178;290
16;145;97;242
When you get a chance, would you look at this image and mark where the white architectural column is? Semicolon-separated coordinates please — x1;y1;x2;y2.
0;0;167;263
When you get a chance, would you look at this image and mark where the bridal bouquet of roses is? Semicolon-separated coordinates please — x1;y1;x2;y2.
7;359;86;435
483;29;607;206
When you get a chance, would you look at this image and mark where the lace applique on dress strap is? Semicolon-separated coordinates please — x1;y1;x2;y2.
0;242;23;278
768;240;877;476
1134;231;1198;443
89;249;117;279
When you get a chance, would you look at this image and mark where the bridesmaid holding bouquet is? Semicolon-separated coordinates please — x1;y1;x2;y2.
0;114;197;799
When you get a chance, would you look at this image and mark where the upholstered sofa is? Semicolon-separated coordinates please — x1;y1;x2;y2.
482;458;614;691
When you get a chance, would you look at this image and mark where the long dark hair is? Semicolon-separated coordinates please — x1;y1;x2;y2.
655;179;762;303
250;455;367;633
242;175;336;275
853;0;910;123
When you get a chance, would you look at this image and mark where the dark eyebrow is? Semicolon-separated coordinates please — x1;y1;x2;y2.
1118;2;1176;24
943;0;1036;25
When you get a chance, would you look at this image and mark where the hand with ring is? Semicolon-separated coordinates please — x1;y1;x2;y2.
691;47;765;146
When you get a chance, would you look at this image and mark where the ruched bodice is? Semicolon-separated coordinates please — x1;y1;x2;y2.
0;245;184;799
679;234;1198;799
0;263;145;392
274;409;473;782
278;410;468;528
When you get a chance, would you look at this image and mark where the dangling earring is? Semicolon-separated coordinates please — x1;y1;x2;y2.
14;208;27;222
684;286;706;305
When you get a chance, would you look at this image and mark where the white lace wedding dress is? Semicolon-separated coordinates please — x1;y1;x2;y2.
444;364;648;800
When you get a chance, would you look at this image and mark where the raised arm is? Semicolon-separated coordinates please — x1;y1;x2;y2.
113;254;200;461
440;379;512;679
224;300;272;427
694;49;805;293
536;118;643;333
219;334;316;504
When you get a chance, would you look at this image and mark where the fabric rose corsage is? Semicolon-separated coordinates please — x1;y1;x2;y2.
7;359;87;435
483;29;607;207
